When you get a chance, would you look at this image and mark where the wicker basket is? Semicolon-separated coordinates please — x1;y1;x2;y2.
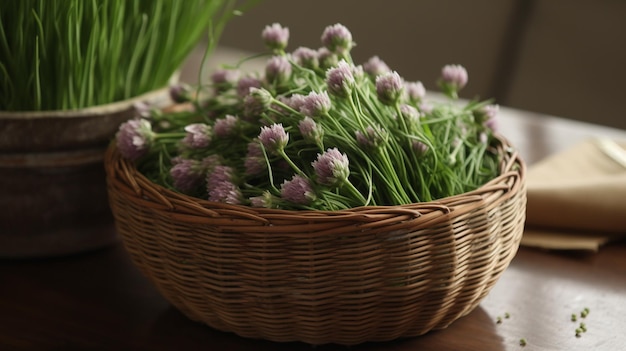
105;136;526;345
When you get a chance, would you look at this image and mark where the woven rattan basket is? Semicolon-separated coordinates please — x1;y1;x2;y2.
105;135;526;345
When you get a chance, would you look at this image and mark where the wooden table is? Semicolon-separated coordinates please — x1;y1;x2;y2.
2;107;626;351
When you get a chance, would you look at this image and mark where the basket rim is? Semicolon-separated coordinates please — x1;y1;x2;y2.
105;133;526;223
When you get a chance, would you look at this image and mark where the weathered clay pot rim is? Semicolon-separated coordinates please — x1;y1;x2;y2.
0;74;178;152
0;72;179;120
0;87;170;119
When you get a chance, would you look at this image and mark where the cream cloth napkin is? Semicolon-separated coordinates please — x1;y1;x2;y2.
522;138;626;251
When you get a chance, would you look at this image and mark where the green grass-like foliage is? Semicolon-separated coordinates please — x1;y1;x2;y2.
0;0;242;111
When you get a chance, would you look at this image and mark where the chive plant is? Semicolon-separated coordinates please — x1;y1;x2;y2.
0;0;249;111
114;23;503;210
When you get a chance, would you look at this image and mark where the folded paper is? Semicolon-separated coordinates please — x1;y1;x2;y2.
522;138;626;251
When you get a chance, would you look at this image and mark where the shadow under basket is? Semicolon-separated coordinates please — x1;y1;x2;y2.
105;136;526;346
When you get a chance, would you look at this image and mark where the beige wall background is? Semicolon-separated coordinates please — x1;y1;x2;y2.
189;0;626;129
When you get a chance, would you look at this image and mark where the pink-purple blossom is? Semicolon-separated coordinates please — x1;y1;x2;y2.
181;123;212;149
312;148;350;186
300;91;331;118
280;175;315;205
326;60;356;98
404;81;426;103
213;115;239;138
236;75;263;98
265;55;292;85
441;64;468;90
259;123;289;153
286;93;307;112
170;157;204;193
317;47;338;69
482;104;499;131
292;47;319;69
262;23;289;51
249;191;274;208
400;104;420;125
363;56;390;78
169;83;192;103
355;125;387;148
244;141;266;176
298;117;323;144
412;141;429;156
376;71;404;105
116;118;154;160
206;165;242;204
211;69;240;93
244;87;272;118
321;23;353;55
132;101;152;118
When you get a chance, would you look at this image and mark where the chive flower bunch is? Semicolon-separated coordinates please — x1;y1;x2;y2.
117;23;502;210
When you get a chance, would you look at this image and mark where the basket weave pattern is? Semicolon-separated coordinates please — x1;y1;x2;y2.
105;136;526;345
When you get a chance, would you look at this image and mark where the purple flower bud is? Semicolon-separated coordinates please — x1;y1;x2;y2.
116;119;154;160
286;93;307;112
265;55;292;85
326;60;356;98
352;64;365;81
441;64;468;88
211;69;240;93
404;81;426;103
439;64;468;98
200;154;221;171
206;165;241;204
169;83;192;103
236;75;263;98
481;104;499;131
170;154;221;193
321;23;353;55
363;56;391;78
412;141;429;156
133;101;152;118
259;123;289;153
399;104;420;125
376;71;404;105
300;91;331;117
170;157;204;193
244;141;266;176
250;191;274;208
355;125;387;148
181;123;212;149
317;47;338;69
213;115;239;138
280;175;316;205
262;23;289;51
292;47;319;69
244;87;273;119
312;148;350;186
298;117;324;144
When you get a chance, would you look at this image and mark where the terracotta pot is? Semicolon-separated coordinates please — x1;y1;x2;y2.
0;87;173;258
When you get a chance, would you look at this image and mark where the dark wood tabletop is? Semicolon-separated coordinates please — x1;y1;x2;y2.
2;106;626;351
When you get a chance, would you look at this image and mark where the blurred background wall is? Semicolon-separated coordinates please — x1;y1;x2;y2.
189;0;626;129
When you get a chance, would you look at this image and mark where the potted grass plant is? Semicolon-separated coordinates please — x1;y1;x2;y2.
105;23;526;345
0;0;254;258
